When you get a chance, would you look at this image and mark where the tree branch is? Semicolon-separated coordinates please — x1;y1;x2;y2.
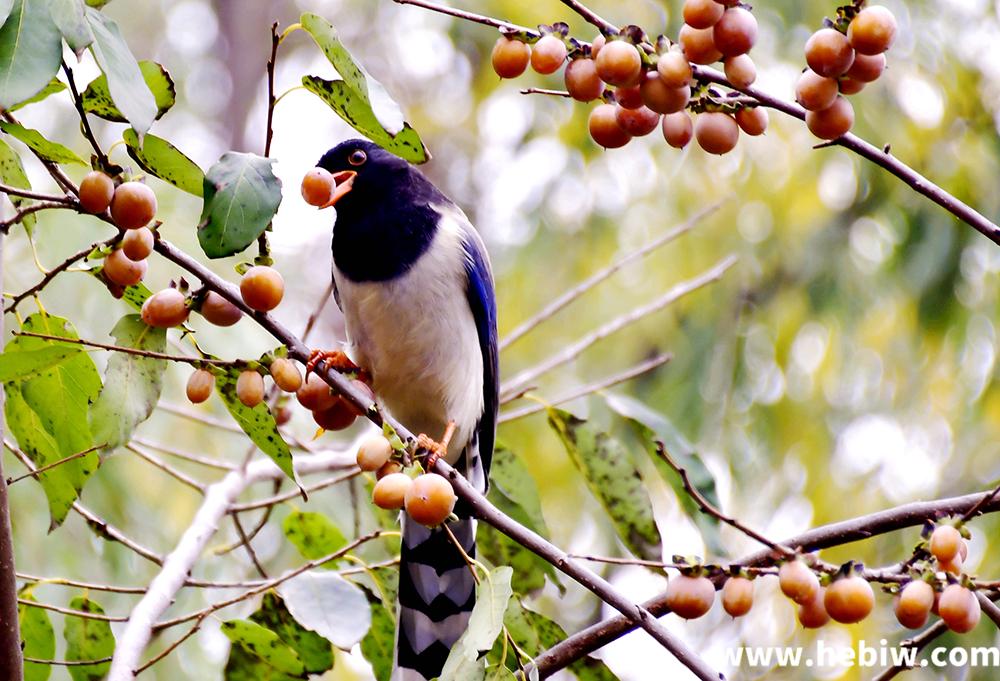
4;235;117;314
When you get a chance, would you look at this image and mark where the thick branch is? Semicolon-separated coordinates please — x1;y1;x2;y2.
530;488;1000;677
107;448;353;680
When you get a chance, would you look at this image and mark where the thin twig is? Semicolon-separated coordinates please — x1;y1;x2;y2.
24;655;114;667
960;479;1000;522
6;444;102;485
977;591;1000;629
14;332;238;366
18;598;127;622
519;87;573;98
131;438;236;471
558;0;617;33
501;255;738;400
16;574;147;594
0;183;73;204
655;442;793;557
4;236;117;314
500;201;723;350
134;618;204;674
62;59;111;169
392;0;533;33
231;513;268;578
0;202;78;234
126;445;206;493
498;352;671;421
228;469;361;513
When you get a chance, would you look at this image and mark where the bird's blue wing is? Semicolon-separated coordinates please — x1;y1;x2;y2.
462;230;498;482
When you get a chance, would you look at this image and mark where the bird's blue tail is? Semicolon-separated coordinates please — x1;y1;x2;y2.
394;515;477;680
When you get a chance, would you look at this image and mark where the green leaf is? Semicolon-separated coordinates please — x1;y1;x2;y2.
0;0;62;110
8;77;65;111
4;314;101;528
441;566;513;681
282;510;347;566
299;12;428;164
83;60;174;122
278;571;370;649
480;445;561;594
547;408;662;561
0;121;86;165
19;590;54;681
250;592;334;675
221;620;305;677
84;7;155;135
198;152;282;259
89;314;166;454
83;0;110;7
49;0;92;55
606;394;724;557
0;344;82;381
5;385;78;526
122;127;203;196
302;76;427;165
0;136;34;231
63;597;114;681
493;599;619;681
359;601;394;681
216;366;296;482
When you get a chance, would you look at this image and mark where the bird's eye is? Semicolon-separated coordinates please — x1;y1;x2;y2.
348;150;367;166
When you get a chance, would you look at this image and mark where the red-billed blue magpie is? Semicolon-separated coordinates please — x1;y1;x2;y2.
315;140;499;681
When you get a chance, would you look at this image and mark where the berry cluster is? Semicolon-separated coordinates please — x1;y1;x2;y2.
663;522;983;635
357;433;458;527
797;4;897;139
488;2;899;153
81;171;157;288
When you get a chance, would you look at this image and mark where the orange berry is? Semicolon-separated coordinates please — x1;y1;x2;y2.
797;587;830;628
240;266;284;311
848;6;897;56
735;106;768;136
301;168;335;207
141;288;189;328
199;291;243;327
805;28;855;78
838;77;866;95
666;574;716;619
721;576;754;617
694;112;739;155
929;525;963;564
682;0;724;29
313;397;357;431
373;472;412;510
103;248;147;287
724;54;756;88
713;7;757;57
824;575;874;624
639;73;690;114
236;370;264;407
595;40;642;87
895;580;934;629
588;104;631;149
615;84;643;109
590;34;606;59
662;112;694;148
186;369;215;404
110;181;157;230
121;226;154;261
404;473;457;526
269;357;302;392
615;105;660;137
938;584;980;634
296;374;339;411
805;95;854;140
796;69;839;111
564;59;605;102
357;434;393;472
679;24;722;65
846;52;886;83
530;35;567;75
491;37;531;79
79;171;115;214
656;50;692;88
779;560;820;605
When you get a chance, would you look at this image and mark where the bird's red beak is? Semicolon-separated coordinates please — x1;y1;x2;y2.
320;170;357;208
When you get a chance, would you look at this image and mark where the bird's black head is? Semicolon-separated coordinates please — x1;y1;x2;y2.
314;139;445;283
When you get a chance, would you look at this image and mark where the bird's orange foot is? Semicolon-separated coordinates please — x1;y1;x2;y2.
417;421;456;471
305;349;361;379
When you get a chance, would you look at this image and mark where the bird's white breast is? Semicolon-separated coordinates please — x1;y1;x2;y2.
333;209;484;461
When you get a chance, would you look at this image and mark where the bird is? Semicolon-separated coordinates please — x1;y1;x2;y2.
313;139;498;681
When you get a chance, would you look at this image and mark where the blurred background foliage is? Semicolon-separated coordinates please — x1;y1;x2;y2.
5;0;1000;679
